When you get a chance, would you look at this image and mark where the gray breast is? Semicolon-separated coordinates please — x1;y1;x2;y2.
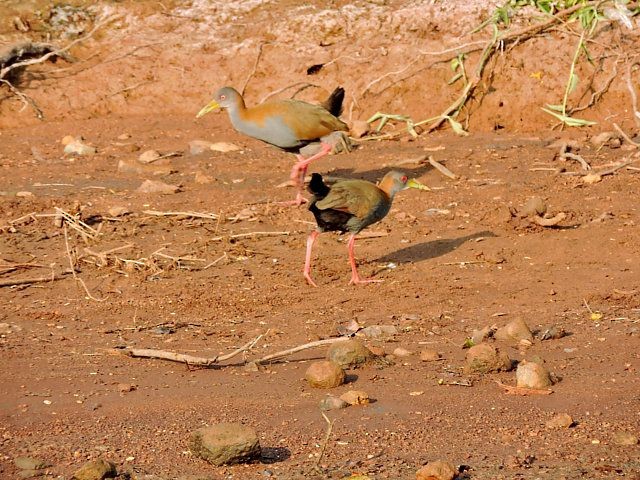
229;111;302;149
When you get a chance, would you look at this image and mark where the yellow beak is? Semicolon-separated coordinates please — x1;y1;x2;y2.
196;99;221;118
407;178;431;191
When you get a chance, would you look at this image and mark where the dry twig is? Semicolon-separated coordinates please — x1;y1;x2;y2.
495;380;553;396
241;42;267;97
0;272;65;287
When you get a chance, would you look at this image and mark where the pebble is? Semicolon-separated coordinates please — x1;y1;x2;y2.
471;325;495;345
16;191;34;197
138;149;162;164
393;347;412;357
72;458;116;480
194;171;214;184
613;431;638;445
350;120;370;138
188;140;213;155
327;339;374;368
538;325;566;340
516;360;553;389
464;343;512;374
190;423;261;466
117;133;132;140
521;196;547;217
318;395;349;411
415;460;456;480
107;206;130;217
116;383;136;393
495;318;534;345
358;324;398;339
305;360;345;388
210;142;241;152
0;323;22;334
64;139;96;156
419;349;441;362
339;390;371;406
546;413;574;429
117;159;172;176
14;457;51;470
136;179;180;194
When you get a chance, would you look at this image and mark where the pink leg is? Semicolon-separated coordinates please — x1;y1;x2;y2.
347;234;383;285
279;143;333;206
303;231;320;287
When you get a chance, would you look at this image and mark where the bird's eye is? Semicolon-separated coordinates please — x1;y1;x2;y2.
220;94;226;101
401;175;408;183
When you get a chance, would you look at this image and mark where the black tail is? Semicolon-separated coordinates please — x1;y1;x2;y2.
321;87;345;117
308;173;330;199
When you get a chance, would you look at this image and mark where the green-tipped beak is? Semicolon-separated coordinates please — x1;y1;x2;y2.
196;99;221;118
407;178;431;191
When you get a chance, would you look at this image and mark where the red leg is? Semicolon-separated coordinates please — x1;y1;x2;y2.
347;234;383;285
303;231;320;287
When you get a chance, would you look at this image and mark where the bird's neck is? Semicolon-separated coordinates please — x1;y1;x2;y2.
377;176;399;200
227;97;248;125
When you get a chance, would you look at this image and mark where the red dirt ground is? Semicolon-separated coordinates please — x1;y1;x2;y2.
1;2;639;479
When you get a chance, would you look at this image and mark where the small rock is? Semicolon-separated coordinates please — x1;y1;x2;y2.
464;343;512;374
495;318;534;345
359;324;398;339
367;345;385;356
393;347;412;357
327;339;374;368
61;135;76;145
339;390;370;405
18;469;44;479
538;325;566;340
14;457;51;470
64;140;96;156
16;191;34;197
72;458;116;480
194;171;214;184
138;149;161;164
471;325;495;345
521;197;547;217
305;360;345;388
117;159;172;176
590;131;618;148
546;413;574;429
188;140;214;155
136;179;180;194
319;395;349;411
107;206;130;217
613;431;638;446
210;142;241;153
516;360;552;389
420;350;441;362
190;423;261;466
415;460;456;480
117;133;131;140
116;383;136;393
350;120;370;139
0;323;22;334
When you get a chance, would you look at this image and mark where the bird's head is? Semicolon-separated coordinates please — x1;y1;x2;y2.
196;87;242;118
381;170;431;197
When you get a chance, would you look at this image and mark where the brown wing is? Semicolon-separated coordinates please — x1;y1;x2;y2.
249;100;347;141
315;180;384;219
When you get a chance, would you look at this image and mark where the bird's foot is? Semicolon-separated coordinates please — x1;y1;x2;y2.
303;271;318;287
276;193;308;206
349;274;383;285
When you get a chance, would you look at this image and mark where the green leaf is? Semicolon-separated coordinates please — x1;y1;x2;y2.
541;108;598;127
545;104;565;112
445;116;469;136
568;72;579;94
451;57;460;71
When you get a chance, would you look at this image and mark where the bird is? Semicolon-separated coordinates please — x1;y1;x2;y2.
196;86;349;205
304;171;430;286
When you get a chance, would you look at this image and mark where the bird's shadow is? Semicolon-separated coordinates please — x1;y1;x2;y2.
325;161;434;183
375;230;497;264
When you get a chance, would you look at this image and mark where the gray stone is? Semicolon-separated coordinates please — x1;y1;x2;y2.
72;458;116;480
190;423;261;466
464;343;512;374
359;324;398;339
495;318;534;345
516;360;553;389
326;339;374;368
14;457;51;470
416;460;456;480
319;395;349;411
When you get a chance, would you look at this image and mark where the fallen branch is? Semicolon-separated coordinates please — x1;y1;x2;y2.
0;272;66;287
613;122;640;148
561;152;591;171
495;380;553;396
428;156;459;179
313;412;335;473
241;42;267;97
124;336;349;367
125;333;265;367
0;78;44;118
581;158;638;184
143;209;219;220
64;225;106;302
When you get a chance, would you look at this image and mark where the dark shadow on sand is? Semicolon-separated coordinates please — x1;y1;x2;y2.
375;230;497;264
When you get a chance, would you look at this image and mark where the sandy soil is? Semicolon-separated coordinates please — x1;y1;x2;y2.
1;1;640;480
